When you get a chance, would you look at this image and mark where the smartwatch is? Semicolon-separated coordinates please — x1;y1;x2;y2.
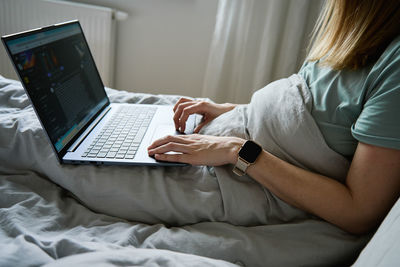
232;140;262;176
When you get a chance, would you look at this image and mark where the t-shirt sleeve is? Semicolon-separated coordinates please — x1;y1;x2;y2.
351;41;400;150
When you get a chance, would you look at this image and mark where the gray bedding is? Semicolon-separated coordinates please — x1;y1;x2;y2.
0;75;369;266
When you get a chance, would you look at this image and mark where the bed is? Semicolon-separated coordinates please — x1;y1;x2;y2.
0;74;398;267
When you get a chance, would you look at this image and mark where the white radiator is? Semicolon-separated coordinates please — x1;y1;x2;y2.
0;0;126;87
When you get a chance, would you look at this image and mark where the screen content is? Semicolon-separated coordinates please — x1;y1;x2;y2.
6;23;108;152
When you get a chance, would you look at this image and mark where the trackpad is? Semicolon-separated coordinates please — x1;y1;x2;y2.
151;124;177;141
150;125;182;155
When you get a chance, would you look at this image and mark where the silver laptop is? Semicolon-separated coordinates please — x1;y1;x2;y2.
2;20;196;166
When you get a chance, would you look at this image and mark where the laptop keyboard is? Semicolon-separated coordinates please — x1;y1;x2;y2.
81;106;156;159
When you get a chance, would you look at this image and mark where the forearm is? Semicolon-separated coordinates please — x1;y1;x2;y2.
149;135;400;234
245;150;370;234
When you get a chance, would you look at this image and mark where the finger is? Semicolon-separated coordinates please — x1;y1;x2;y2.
193;118;211;133
147;135;191;150
148;135;181;150
148;142;191;155
154;153;190;164
173;97;191;112
179;102;204;133
173;101;196;130
173;97;192;112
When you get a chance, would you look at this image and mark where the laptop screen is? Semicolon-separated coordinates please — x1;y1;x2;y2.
3;22;108;153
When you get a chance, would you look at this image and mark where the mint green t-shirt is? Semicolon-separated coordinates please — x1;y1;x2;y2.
298;35;400;158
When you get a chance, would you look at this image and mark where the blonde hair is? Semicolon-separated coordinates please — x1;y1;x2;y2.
308;0;400;70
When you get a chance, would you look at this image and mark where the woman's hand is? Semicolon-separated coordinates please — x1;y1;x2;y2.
173;98;237;133
148;134;245;166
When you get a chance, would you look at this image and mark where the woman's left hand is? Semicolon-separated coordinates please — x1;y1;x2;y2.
147;134;245;166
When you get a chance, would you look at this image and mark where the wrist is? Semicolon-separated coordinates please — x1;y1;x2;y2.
228;137;246;165
221;103;238;113
232;140;263;176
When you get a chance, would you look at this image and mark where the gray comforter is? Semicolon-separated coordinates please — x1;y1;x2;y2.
0;75;369;266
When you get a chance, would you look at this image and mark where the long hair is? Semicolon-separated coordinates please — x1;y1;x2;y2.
307;0;400;70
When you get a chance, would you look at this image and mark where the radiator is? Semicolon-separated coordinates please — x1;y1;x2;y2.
0;0;126;87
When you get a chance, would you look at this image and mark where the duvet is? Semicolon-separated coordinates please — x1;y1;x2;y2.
0;75;370;266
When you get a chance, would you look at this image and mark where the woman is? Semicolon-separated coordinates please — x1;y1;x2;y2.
148;0;400;235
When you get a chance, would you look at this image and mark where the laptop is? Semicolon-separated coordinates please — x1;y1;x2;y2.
2;20;197;166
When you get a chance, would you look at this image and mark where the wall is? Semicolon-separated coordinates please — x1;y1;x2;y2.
69;0;218;97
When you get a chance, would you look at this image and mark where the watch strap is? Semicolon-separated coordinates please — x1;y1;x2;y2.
232;157;250;176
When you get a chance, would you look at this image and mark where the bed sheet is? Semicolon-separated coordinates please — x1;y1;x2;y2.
0;75;369;267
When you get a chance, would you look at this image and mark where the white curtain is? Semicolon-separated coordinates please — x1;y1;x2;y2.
202;0;324;103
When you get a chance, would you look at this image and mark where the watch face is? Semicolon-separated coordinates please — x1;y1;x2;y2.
239;140;262;163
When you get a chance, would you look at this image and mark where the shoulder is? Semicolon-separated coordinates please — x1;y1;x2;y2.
366;35;400;90
352;35;400;151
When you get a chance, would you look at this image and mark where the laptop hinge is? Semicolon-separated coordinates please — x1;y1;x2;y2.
67;106;111;152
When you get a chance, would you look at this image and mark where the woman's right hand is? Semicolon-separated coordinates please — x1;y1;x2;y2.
173;97;237;133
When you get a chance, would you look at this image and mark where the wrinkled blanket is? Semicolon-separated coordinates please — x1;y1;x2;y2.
0;75;369;266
